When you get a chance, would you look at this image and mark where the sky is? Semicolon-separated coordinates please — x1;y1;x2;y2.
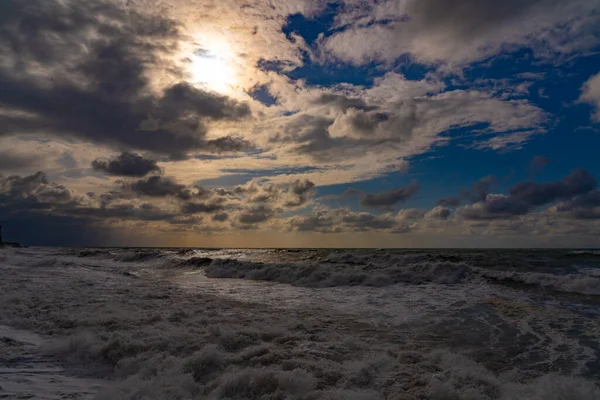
1;0;600;247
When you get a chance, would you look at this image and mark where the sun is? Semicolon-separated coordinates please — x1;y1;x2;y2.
188;43;237;94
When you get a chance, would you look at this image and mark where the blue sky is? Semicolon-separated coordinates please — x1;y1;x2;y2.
1;0;600;246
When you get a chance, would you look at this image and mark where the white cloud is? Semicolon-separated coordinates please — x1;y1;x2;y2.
579;72;600;122
321;0;600;67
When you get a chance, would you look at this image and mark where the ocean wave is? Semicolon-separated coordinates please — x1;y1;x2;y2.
177;257;214;268
478;268;600;296
113;250;164;263
200;255;600;295
568;250;600;256
76;249;112;258
2;247;600;399
204;258;471;288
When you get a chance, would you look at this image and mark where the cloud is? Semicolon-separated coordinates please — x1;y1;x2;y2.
425;206;452;220
212;212;229;222
92;152;160;177
312;93;374;112
0;172;80;211
457;169;598;220
341;212;396;231
269;82;548;167
234;178;316;209
181;201;225;215
345;183;419;210
457;194;530;220
437;176;497;207
4;168;600;244
579;72;600;122
322;0;600;66
553;190;600;219
509;168;597;206
238;204;276;224
126;176;186;197
0;0;251;157
463;176;497;203
0;172;187;225
286;208;397;233
284;179;316;207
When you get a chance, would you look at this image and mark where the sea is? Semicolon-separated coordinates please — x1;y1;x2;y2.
1;246;600;399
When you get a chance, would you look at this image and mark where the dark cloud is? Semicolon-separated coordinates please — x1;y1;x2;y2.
212;212;229;222
334;109;393;136
0;171;179;222
238;205;275;224
92;152;160;177
288;211;338;233
437;176;496;206
0;171;203;245
0;172;326;244
69;203;178;222
0;0;251;157
126;176;186;197
341;212;396;231
290;179;316;195
284;179;316;207
288;208;397;233
204;136;255;153
345;183;420;210
458;169;598;220
457;195;530;220
555;190;600;219
157;83;250;121
509;168;597;206
269;114;382;163
462;176;497;203
181;201;225;215
271;114;337;159
0;172;74;211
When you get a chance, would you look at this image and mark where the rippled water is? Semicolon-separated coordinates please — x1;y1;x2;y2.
1;246;600;399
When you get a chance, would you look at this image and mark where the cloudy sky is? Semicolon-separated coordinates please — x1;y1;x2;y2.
1;0;600;247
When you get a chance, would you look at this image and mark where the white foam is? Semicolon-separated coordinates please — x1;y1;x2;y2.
0;325;104;399
1;247;599;399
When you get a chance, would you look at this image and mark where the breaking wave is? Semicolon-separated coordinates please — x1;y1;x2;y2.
2;246;600;399
204;258;471;287
9;247;600;296
199;255;600;296
113;250;165;262
477;268;600;296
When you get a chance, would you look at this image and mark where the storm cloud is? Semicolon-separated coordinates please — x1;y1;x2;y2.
0;0;251;157
126;176;186;198
345;183;420;210
509;169;597;206
458;169;598;220
92;152;160;177
437;176;497;206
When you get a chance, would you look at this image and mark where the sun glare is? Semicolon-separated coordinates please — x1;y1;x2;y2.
189;44;237;94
